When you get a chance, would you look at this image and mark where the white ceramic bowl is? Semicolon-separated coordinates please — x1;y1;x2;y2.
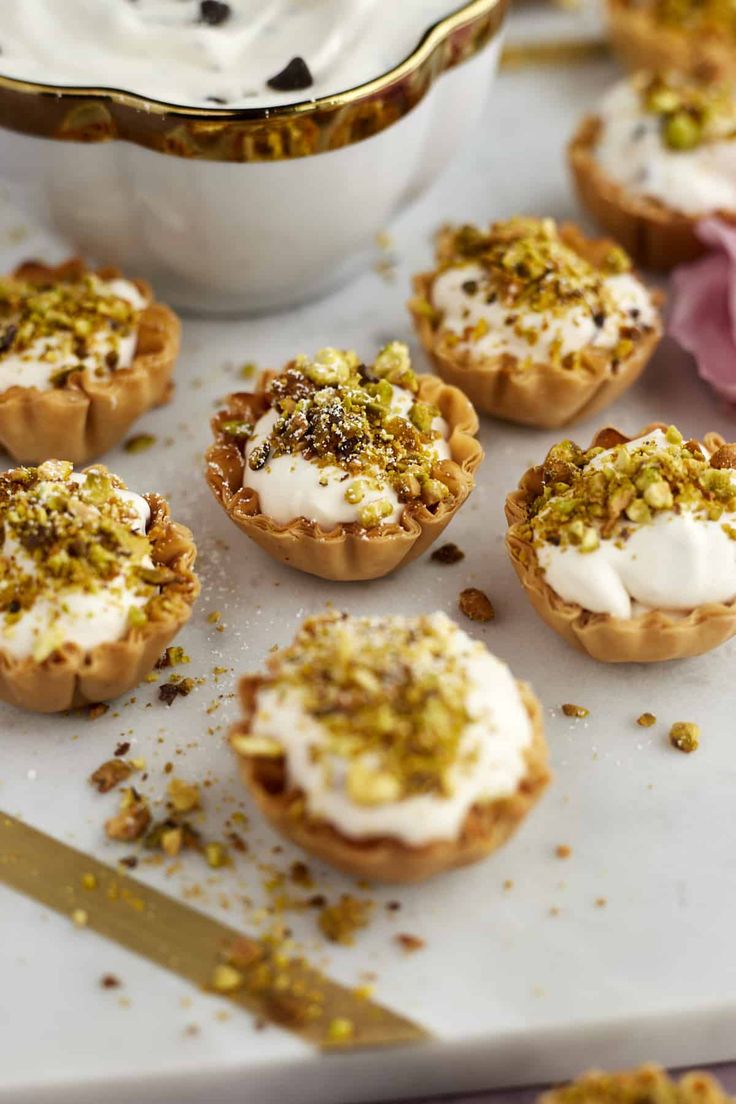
0;0;506;315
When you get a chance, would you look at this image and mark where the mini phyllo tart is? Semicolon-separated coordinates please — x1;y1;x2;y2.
570;71;736;270
607;0;736;85
205;343;482;581
540;1065;732;1104
230;611;549;884
0;460;198;712
0;259;180;464
410;217;661;428
506;424;736;662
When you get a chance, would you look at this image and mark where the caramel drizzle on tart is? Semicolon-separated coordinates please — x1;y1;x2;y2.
428;217;637;370
639;72;736;150
526;426;736;554
250;612;477;808
237;344;450;526
0;272;143;386
0;461;168;656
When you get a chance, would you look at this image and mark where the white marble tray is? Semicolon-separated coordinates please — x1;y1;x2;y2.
2;39;736;1104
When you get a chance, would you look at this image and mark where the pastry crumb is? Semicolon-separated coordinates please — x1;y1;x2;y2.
395;933;425;953
430;542;465;565
87;703;109;721
458;587;495;622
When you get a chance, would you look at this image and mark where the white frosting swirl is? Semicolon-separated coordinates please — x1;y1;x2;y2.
594;78;736;217
537;431;736;619
431;264;656;363
244;384;451;528
250;613;533;846
0;0;459;108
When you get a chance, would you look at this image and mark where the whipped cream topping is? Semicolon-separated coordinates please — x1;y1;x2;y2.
0;276;147;395
248;612;533;846
0;1;458;109
0;463;154;661
431;263;656;364
244;385;450;528
536;430;736;618
595;78;736;217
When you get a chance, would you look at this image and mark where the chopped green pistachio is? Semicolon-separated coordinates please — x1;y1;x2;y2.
344;480;366;505
669;721;700;753
123;433;156;454
358;499;393;528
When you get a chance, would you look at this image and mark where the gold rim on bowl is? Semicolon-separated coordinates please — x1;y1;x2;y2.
0;0;506;163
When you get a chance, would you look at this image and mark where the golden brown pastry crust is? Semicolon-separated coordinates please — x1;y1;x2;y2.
205;372;483;581
0;470;199;713
505;422;736;663
0;259;180;464
569;115;736;271
230;675;549;884
539;1063;734;1104
606;0;736;84
409;224;662;428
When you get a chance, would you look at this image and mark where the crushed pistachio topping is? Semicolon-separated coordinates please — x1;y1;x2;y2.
670;720;700;752
0;461;161;655
640;73;736;151
245;344;450;518
0;273;143;385
259;612;478;805
647;0;736;38
526;427;736;552
432;217;636;369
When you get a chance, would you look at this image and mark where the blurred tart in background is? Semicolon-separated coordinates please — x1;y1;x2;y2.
606;0;736;83
570;71;736;269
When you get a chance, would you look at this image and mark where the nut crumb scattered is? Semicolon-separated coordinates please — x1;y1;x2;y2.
637;712;657;728
395;933;425;953
669;721;700;753
167;778;201;813
326;1017;354;1043
123;433;156;454
71;908;88;927
89;758;132;794
105;788;151;842
87;703;109;721
159;678;195;706
562;703;589;718
156;646;191;669
555;844;572;859
458;587;495;622
211;964;244;993
431;542;465;565
318;895;372;945
100;974;121;989
595;897;607;908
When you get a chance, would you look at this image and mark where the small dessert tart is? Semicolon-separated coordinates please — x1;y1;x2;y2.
0;258;180;463
606;0;736;85
506;423;736;662
0;459;199;712
230;611;549;884
540;1064;732;1104
205;343;482;581
409;217;662;428
570;71;736;270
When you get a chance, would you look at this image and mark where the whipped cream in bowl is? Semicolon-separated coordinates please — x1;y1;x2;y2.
592;72;736;217
528;427;736;620
231;611;546;872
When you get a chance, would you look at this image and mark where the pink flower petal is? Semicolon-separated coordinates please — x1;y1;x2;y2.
669;218;736;402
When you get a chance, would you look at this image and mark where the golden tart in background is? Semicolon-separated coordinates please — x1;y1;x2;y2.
606;0;736;84
540;1064;733;1104
230;610;549;884
410;217;662;428
506;423;736;662
205;343;482;581
0;259;180;463
0;460;199;712
570;71;736;270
